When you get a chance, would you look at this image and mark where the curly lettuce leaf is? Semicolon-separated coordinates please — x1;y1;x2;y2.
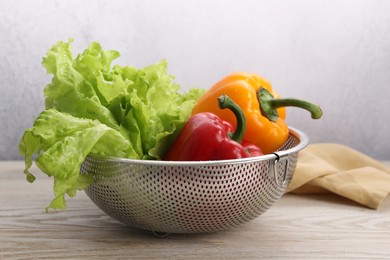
19;109;134;210
19;39;205;210
42;39;119;130
106;60;205;159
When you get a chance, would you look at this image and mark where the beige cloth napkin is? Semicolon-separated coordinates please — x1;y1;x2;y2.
287;143;390;209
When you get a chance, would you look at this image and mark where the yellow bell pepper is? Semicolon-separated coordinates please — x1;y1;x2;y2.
192;72;322;154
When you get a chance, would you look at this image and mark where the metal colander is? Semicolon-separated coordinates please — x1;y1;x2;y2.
80;127;308;234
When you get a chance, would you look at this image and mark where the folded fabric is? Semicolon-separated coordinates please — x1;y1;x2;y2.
287;143;390;209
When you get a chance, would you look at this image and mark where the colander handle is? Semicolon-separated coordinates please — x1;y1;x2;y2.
271;152;290;187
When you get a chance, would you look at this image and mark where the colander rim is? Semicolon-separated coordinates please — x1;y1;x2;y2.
87;127;309;166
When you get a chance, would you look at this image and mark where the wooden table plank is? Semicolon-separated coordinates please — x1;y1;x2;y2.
1;161;389;259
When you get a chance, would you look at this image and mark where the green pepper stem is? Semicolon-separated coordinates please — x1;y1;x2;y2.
217;95;246;143
258;88;323;122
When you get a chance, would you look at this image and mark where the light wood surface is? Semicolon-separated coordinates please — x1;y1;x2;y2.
1;161;390;259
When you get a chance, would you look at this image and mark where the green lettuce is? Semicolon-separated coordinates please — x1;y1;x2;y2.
19;39;205;210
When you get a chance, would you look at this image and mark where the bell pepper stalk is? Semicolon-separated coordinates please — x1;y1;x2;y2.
258;87;322;122
191;72;323;154
218;95;244;143
164;95;262;161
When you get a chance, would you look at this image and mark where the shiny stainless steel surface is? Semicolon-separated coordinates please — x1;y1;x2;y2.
81;128;308;234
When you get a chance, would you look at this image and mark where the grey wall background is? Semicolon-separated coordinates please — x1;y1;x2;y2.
1;0;389;160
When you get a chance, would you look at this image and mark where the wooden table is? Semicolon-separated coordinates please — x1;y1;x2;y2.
1;161;390;259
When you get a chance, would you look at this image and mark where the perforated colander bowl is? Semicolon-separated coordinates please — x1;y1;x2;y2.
80;127;308;234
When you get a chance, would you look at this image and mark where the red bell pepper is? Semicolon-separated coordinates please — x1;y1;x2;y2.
164;95;262;161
